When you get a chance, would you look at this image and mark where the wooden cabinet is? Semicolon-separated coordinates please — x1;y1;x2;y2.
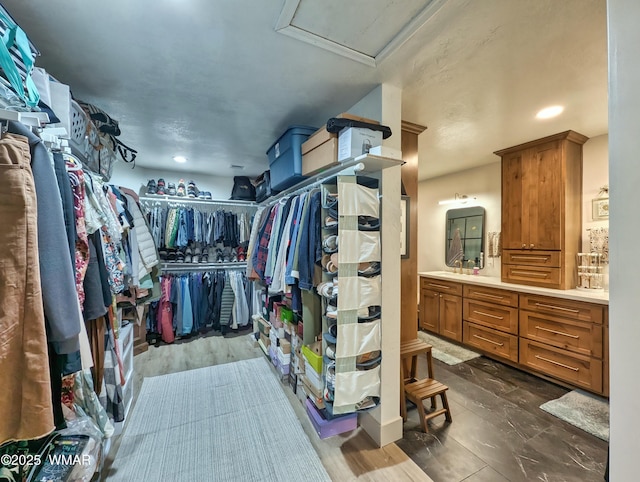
463;285;519;362
419;277;462;342
496;131;588;289
518;293;605;394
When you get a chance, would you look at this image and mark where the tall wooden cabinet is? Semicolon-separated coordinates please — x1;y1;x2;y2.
496;131;588;289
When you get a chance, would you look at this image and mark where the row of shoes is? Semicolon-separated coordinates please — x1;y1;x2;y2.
323;195;380;231
147;178;211;199
159;246;247;263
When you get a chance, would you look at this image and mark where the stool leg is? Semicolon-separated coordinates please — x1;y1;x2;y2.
416;399;429;433
441;391;452;423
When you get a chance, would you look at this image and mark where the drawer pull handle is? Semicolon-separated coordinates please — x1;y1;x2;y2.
473;310;504;320
474;292;505;300
534;303;580;314
535;325;580;339
512;270;548;278
473;334;504;347
511;256;550;261
428;283;451;290
534;355;580;372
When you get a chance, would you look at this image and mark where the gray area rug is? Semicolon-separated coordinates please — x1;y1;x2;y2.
109;358;331;481
540;389;610;442
417;331;481;365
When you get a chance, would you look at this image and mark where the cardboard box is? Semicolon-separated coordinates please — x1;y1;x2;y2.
257;317;271;337
301;342;323;374
280;339;291;355
301;128;339;176
260;332;270;349
338;127;383;162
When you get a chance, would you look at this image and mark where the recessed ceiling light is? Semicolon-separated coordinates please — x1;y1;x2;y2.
536;105;564;119
173;155;187;163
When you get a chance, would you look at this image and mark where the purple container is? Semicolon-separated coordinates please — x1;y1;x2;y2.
305;399;357;439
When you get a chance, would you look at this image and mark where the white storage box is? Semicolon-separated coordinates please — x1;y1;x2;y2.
338;127;382;161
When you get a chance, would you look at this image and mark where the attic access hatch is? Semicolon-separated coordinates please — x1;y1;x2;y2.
275;0;448;67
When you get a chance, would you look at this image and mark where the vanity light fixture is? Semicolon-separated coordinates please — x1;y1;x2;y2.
536;105;564;119
173;155;188;163
438;193;476;205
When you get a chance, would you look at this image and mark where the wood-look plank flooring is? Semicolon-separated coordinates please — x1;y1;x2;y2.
397;351;608;482
102;329;431;481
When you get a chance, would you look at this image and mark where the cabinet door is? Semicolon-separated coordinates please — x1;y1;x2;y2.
501;150;527;249
527;140;563;250
439;294;462;342
420;288;440;333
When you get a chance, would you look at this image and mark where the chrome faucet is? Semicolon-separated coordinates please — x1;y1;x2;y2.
454;260;463;274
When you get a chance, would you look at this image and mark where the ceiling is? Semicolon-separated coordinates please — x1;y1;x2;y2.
3;0;608;181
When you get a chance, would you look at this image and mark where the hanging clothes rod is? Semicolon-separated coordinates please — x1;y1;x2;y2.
140;195;257;208
161;262;247;272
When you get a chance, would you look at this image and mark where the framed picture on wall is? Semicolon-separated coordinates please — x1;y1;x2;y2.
592;197;609;220
400;195;409;258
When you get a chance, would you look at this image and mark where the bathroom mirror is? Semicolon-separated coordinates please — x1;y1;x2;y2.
445;206;485;268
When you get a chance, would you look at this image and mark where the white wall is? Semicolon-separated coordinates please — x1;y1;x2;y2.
607;1;640;479
417;135;609;281
109;161;235;199
417;161;502;277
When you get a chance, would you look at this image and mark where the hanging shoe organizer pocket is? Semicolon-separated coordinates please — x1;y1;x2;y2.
336;318;381;358
338;182;379;218
338;275;381;311
339;231;380;263
334;366;381;408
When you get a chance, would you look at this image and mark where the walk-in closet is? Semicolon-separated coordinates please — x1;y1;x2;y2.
0;1;624;481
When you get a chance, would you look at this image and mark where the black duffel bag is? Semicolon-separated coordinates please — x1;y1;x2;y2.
230;176;256;201
255;170;274;203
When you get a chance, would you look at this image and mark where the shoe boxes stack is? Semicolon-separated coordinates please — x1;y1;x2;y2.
256;316;271;352
301;113;381;177
305;399;358;440
300;341;325;410
267;300;298;379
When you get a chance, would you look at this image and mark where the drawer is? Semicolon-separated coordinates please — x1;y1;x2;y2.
520;294;603;324
503;250;561;267
463;299;518;334
421;277;462;296
502;264;561;288
520;311;603;358
463;322;518;362
519;339;603;393
463;285;519;307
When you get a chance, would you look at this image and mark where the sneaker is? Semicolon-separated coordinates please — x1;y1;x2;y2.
204;191;212;200
231;248;238;262
177;179;186;197
358;216;380;231
197;190;206;199
237;246;246;262
146;179;157;195
167;182;177;196
185;247;192;263
322;234;338;254
156;178;166;195
358;262;381;277
187;180;198;198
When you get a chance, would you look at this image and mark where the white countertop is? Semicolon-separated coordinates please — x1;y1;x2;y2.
418;271;609;305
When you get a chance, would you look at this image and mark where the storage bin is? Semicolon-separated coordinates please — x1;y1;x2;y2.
267;125;317;191
302;342;323;374
305;399;357;439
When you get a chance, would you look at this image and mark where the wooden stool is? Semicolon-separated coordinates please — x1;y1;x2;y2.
400;339;435;421
404;378;452;433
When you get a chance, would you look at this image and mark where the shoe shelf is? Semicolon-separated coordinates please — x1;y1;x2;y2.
139;194;257;208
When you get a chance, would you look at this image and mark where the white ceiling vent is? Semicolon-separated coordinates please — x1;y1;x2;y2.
275;0;448;67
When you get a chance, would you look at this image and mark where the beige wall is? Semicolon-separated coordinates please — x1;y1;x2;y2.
417;135;609;281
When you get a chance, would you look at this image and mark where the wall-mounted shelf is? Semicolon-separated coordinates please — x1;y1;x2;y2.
261;154;404;206
140;195;257;208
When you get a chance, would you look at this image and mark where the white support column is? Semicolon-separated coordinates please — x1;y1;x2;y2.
359;164;403;446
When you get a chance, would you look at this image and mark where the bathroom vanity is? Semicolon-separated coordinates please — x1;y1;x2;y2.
419;271;609;396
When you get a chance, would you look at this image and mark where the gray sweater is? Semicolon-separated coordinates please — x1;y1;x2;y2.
9;121;81;354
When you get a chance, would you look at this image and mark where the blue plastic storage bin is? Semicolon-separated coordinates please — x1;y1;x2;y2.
266;125;317;191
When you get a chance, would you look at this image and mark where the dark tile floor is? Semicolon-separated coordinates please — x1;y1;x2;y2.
397;354;608;482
